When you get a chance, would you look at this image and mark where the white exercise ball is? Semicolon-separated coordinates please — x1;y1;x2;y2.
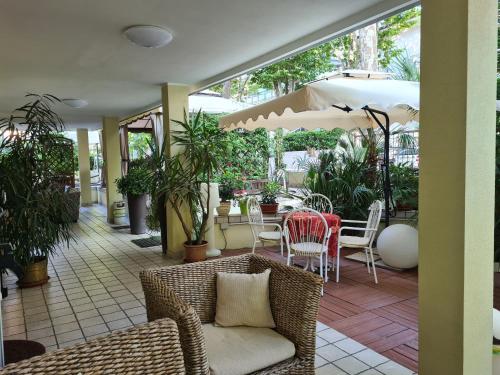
377;224;418;269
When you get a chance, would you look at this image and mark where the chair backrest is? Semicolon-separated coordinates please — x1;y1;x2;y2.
302;193;333;214
283;208;330;249
246;196;264;236
364;200;383;241
275;169;287;191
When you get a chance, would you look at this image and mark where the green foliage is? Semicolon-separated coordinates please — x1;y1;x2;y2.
377;7;421;68
161;111;227;245
128;132;151;159
203;113;270;180
283;129;345;151
390;163;418;210
250;42;335;96
115;167;150;196
389;50;420;81
495;112;500;261
261;181;282;204
0;94;74;265
304;138;376;220
304;131;419;219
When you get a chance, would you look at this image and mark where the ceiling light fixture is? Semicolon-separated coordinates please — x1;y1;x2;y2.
123;25;173;48
62;99;88;108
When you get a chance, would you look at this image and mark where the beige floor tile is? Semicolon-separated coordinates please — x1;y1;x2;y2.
107;318;132;331
82;323;109;337
54;322;80;334
4;324;26;336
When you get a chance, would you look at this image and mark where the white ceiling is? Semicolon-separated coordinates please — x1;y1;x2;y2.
0;0;417;129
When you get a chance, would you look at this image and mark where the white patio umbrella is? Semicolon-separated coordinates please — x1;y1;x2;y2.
219;73;420;225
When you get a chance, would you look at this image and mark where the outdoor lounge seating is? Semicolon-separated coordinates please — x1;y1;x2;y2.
0;318;185;374
140;254;323;375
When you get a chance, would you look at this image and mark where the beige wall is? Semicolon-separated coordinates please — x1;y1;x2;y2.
101;117;122;223
161;84;190;258
76;129;92;206
419;0;496;374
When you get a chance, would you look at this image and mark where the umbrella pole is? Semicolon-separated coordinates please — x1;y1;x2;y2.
363;106;391;227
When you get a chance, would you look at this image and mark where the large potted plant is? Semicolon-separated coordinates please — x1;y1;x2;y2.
0;94;74;287
162;110;226;262
115;166;150;234
260;181;281;214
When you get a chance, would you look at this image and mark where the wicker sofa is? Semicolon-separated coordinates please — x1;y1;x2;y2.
140;254;323;375
0;318;185;374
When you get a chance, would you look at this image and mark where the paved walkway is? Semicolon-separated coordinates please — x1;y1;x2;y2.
1;205;416;374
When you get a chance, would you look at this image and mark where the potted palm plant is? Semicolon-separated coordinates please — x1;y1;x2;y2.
115;166;150;234
162;110;226;262
260;181;281;214
0;94;74;287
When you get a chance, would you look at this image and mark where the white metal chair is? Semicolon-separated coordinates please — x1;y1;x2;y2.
302;193;333;214
336;200;383;284
246;197;283;255
283;208;331;284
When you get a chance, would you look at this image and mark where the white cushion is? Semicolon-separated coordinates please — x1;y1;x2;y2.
290;242;327;256
215;269;275;328
339;235;370;247
258;231;281;241
202;324;295;375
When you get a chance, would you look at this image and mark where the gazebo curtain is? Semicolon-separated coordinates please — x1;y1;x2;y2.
119;125;129;175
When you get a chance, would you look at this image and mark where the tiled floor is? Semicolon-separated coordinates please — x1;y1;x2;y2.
1;205;415;374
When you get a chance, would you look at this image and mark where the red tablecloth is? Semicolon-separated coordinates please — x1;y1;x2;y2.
284;212;341;257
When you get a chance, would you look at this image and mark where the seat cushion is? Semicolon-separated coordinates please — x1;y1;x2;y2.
290;242;327;256
339;235;370;247
202;324;296;375
258;231;281;241
215;269;275;328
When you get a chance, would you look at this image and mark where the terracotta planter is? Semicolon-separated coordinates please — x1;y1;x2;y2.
18;257;48;288
216;201;231;216
260;203;279;215
184;241;208;263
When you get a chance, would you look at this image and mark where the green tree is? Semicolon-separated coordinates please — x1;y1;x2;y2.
377;7;421;68
250;42;336;96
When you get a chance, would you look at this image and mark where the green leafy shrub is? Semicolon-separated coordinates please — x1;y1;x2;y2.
261;181;281;204
115;167;150;196
304;134;376;219
283;129;344;151
390;163;418;210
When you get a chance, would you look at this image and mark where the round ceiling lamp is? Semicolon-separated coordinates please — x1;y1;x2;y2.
123;25;173;48
62;99;88;108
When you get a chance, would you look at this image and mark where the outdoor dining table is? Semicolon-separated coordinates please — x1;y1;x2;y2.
283;211;341;270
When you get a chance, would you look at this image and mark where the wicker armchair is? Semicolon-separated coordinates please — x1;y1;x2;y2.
0;318;185;374
140;254;323;375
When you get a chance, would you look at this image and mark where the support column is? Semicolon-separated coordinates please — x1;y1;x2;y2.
419;1;496;374
76;129;92;206
162;84;190;257
101;117;122;223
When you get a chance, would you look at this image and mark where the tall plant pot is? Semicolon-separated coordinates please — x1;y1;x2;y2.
18;257;48;288
127;194;147;234
184;241;208;263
